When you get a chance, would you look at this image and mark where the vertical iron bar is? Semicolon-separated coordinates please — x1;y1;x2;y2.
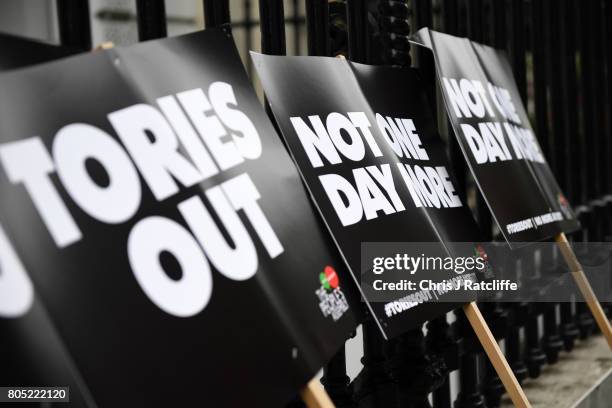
377;0;411;66
355;319;396;407
135;0;167;41
441;0;458;35
561;3;590;353
590;0;608;245
260;0;287;55
204;0;231;29
575;0;604;251
457;0;468;40
592;0;611;318
352;5;395;404
503;0;531;385
377;2;448;406
531;0;551;160
554;0;577;200
578;0;596;204
244;0;254;76
479;4;507;406
507;0;527;102
490;0;506;49
259;0;287;120
306;0;330;56
543;306;563;364
591;0;606;204
526;1;551;375
453;2;488;407
572;0;596;338
525;0;558;370
293;0;302;55
525;314;546;378
346;0;368;63
540;0;566;365
413;0;436;120
466;0;484;43
606;0;612;198
428;316;455;408
454;313;486;408
431;3;462;407
565;0;581;206
56;0;92;50
505;303;529;383
604;0;612;239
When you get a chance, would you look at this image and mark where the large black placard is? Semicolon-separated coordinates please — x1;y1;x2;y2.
253;53;484;338
0;29;360;407
412;28;580;245
0;34;90;407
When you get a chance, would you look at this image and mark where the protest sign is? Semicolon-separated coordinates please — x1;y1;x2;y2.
253;52;532;407
411;28;580;245
411;28;610;348
253;53;486;337
0;28;360;406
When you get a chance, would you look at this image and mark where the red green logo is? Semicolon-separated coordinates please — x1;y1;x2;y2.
558;193;573;219
319;265;339;291
474;244;488;261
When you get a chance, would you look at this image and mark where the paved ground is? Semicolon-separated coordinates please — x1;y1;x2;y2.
501;335;612;408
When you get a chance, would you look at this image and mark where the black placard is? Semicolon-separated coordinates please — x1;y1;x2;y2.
0;34;90;407
0;33;78;70
253;53;483;338
411;28;580;245
0;29;361;407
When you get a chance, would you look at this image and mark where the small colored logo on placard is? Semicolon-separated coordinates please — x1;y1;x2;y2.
319;265;339;291
474;244;494;279
315;265;348;321
558;193;573;219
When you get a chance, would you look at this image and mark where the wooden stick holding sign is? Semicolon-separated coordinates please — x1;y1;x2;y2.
93;41;114;51
463;302;531;408
555;233;612;348
301;378;335;408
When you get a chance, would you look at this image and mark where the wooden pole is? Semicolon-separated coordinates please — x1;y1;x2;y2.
93;42;114;51
463;302;532;408
301;377;335;408
555;232;612;348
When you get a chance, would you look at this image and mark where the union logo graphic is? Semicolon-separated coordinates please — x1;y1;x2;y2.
474;244;488;262
319;265;339;291
558;193;573;219
473;244;494;279
315;265;348;321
